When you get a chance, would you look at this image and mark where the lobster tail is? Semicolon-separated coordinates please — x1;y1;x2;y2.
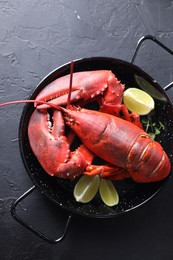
128;135;171;183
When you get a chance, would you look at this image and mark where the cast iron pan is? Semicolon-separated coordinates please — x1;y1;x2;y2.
11;35;173;243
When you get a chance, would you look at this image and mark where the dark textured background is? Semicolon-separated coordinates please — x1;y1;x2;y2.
0;1;173;259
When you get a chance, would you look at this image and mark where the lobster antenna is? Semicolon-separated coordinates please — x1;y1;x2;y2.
0;100;62;110
67;60;74;108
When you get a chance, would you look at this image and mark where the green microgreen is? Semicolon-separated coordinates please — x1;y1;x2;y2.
142;115;165;140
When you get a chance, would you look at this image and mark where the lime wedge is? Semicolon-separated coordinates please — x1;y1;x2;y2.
123;88;155;115
99;179;119;207
73;175;100;203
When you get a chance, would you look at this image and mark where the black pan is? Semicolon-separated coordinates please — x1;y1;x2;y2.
11;35;173;243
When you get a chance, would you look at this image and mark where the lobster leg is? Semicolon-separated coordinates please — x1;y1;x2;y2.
84;164;129;180
100;101;142;129
120;105;143;129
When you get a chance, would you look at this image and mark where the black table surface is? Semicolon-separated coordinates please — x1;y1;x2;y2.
1;1;173;259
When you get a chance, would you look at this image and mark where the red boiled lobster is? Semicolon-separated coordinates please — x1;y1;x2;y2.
28;69;170;183
0;70;171;183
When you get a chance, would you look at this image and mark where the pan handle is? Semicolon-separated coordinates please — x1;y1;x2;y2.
11;185;72;244
131;35;173;91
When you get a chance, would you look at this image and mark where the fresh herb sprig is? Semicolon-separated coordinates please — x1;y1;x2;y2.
142;115;165;140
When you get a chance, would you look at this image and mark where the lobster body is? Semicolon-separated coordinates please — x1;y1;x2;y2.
0;69;171;188
63;107;171;182
25;70;170;182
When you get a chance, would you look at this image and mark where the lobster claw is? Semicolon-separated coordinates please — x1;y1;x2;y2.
28;109;94;179
35;70;124;110
28;109;70;176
